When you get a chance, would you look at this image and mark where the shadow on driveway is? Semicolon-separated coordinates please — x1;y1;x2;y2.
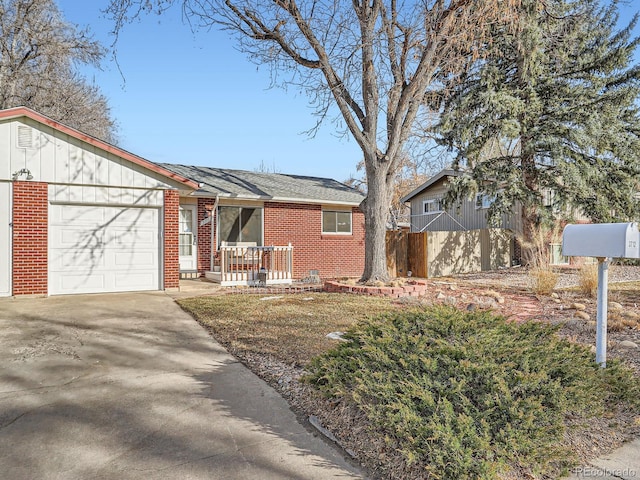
0;292;362;480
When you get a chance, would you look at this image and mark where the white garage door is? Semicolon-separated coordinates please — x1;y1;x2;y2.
0;183;10;297
49;204;161;295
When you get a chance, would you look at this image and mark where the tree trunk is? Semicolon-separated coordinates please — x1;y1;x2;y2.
520;150;543;267
360;154;393;282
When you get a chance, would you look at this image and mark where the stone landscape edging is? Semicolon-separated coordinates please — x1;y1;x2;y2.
324;279;429;298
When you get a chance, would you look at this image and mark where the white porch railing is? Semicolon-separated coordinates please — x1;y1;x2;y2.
205;244;293;286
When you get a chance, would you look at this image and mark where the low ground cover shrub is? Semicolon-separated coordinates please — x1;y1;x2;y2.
305;306;640;479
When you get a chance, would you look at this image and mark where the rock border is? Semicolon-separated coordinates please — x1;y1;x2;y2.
324;279;429;298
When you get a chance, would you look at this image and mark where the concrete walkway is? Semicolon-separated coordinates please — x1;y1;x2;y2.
0;292;362;480
565;438;640;479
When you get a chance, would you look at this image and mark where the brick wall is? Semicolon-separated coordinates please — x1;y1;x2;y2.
193;200;365;279
197;198;217;273
164;190;180;289
264;202;365;279
12;181;48;295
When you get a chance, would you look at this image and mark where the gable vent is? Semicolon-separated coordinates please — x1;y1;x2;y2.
17;125;34;149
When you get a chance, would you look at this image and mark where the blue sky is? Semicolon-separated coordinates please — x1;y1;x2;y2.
56;1;640;183
56;0;363;181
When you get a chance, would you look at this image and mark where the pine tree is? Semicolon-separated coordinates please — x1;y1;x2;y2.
437;0;640;260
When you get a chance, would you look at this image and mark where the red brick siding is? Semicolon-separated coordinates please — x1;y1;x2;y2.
164;190;180;289
12;181;48;295
263;202;365;279
193;200;365;279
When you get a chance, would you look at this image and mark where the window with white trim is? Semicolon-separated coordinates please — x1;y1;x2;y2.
422;198;443;214
322;210;352;234
549;243;569;265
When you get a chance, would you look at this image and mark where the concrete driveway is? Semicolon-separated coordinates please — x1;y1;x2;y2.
0;292;362;480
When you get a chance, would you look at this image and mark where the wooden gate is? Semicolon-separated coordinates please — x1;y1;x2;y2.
386;231;427;278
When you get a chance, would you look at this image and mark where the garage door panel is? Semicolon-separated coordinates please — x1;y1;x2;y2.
113;251;157;267
112;207;157;225
55;205;106;225
51;250;107;270
49;204;161;295
114;272;158;289
60;274;106;292
110;228;157;247
57;229;106;249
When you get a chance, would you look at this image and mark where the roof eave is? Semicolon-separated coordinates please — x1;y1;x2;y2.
400;168;458;203
0;106;199;191
188;190;363;206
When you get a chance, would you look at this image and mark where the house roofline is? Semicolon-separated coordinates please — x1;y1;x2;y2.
188;190;362;207
0;106;199;191
400;168;460;204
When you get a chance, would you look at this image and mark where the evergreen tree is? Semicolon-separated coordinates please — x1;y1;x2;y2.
437;0;640;259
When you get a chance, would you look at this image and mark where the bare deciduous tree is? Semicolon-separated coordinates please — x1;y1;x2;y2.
108;0;519;281
0;0;116;141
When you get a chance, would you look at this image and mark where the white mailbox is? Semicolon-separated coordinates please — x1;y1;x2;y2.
561;222;639;368
562;222;639;259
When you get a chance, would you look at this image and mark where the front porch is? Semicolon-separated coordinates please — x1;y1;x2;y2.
205;244;294;287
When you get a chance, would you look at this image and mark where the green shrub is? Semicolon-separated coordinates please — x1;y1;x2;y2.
305;306;640;479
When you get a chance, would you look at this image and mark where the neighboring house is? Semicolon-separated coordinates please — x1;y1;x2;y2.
0;107;365;297
400;169;523;234
401;168;595;267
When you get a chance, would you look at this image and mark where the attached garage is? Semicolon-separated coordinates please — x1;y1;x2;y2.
0;107;198;297
49;204;161;295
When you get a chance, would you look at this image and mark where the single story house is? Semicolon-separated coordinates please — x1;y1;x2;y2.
159;164;365;285
0;107;365;296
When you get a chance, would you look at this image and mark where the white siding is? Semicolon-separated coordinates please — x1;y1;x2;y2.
0;117;180;189
0;182;11;296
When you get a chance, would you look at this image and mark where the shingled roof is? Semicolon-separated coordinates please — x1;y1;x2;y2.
160;163;365;206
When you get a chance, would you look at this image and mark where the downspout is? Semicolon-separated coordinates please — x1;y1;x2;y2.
210;194;219;271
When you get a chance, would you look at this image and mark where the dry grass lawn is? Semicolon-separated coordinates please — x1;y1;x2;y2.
609;280;640;300
178;293;399;366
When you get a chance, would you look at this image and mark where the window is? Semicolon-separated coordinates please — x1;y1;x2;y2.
549;243;569;265
422;199;443;214
322;210;352;234
179;209;194;256
218;206;262;246
475;193;494;209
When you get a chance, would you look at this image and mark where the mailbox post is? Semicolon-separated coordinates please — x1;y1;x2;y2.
562;222;639;367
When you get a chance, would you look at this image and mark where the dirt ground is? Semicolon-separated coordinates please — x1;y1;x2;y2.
455;266;640;374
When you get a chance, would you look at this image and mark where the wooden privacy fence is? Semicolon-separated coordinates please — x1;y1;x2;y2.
386;229;513;278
